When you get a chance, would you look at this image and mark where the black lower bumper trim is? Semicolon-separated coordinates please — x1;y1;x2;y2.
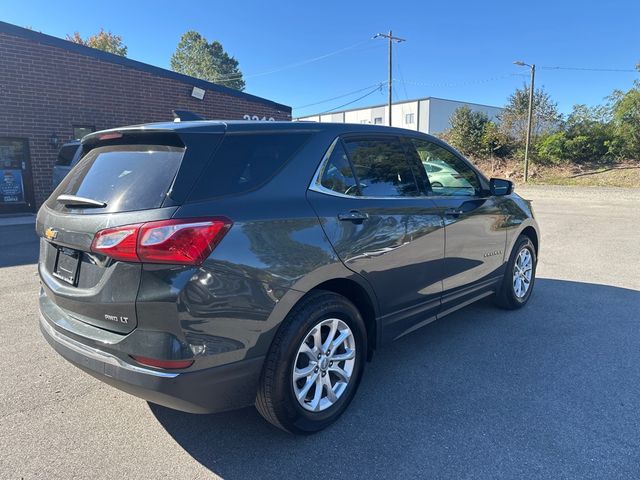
40;313;264;414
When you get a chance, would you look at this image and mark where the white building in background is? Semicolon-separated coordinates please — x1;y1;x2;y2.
296;97;502;135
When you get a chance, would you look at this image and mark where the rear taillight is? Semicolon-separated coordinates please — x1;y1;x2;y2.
138;218;232;264
91;225;140;262
91;217;232;265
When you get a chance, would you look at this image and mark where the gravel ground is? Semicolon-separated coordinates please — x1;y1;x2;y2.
1;185;639;479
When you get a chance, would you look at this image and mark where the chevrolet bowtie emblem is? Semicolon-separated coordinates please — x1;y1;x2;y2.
44;227;58;241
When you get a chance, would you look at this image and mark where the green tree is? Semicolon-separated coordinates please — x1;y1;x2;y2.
499;84;562;154
443;106;510;160
537;104;614;164
608;86;640;160
446;106;489;158
170;31;245;91
66;29;127;56
481;120;511;159
536;131;568;164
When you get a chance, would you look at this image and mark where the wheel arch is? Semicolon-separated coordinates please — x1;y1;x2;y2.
520;225;539;254
309;278;378;360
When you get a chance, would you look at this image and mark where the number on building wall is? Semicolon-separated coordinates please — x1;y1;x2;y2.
243;115;275;121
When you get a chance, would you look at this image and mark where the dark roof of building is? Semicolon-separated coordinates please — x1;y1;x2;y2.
0;21;290;113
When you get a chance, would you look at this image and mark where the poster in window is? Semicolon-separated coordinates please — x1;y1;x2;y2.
0;169;25;203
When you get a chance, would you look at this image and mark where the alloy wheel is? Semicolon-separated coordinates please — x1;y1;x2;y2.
513;247;533;298
292;318;356;412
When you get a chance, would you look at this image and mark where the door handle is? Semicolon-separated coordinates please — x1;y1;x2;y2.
444;208;464;217
338;210;369;222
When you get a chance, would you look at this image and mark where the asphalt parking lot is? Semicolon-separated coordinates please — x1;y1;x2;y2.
1;185;639;479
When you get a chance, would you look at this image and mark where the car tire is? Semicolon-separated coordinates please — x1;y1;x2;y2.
255;290;366;434
495;235;537;309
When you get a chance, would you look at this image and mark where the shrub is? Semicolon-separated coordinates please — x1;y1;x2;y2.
536;132;568;164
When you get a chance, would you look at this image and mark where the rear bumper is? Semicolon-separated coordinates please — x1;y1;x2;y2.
39;311;264;414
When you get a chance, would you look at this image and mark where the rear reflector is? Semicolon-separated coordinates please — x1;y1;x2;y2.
91;217;232;265
131;355;194;370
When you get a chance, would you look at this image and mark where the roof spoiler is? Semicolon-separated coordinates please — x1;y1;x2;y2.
172;110;204;122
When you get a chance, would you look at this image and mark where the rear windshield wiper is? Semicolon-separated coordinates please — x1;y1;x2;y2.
56;194;107;208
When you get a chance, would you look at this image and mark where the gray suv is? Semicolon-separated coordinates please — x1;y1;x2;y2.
37;121;539;434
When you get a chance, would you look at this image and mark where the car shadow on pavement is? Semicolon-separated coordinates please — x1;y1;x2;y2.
0;224;39;267
150;278;640;479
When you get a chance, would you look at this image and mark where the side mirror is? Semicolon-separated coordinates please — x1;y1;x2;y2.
490;178;513;196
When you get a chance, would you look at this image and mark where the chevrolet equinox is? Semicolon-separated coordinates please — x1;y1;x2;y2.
37;121;539;434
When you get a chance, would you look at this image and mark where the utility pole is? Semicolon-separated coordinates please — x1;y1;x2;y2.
374;30;406;126
514;61;536;182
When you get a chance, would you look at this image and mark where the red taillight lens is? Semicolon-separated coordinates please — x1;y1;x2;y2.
91;217;232;265
131;355;194;370
138;218;232;265
91;224;141;262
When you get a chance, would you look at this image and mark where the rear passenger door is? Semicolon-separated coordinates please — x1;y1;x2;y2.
409;138;507;313
307;134;445;342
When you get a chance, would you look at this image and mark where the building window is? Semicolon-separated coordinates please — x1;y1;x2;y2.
405;113;415;124
73;126;95;140
373;117;383;125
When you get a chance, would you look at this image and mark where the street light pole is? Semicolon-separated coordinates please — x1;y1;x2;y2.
514;61;536;182
374;30;405;126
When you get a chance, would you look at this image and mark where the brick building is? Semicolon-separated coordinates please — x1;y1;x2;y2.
0;21;291;214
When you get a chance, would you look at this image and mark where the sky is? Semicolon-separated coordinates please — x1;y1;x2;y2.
2;0;639;117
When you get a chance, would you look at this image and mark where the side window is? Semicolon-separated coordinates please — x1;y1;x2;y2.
412;139;480;196
189;133;311;201
319;141;359;196
343;136;419;197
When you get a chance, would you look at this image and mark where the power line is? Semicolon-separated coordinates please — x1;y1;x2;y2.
394;74;515;88
539;65;637;73
294;83;386;110
297;74;517;117
395;46;410;101
212;39;383;83
304;83;386;117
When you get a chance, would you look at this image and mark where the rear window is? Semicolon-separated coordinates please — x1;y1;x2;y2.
48;144;184;213
55;144;80;166
188;132;311;201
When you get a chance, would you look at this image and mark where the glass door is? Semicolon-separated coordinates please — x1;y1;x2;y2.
0;138;35;214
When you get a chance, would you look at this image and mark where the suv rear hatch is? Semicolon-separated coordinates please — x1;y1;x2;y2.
37;128;222;334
